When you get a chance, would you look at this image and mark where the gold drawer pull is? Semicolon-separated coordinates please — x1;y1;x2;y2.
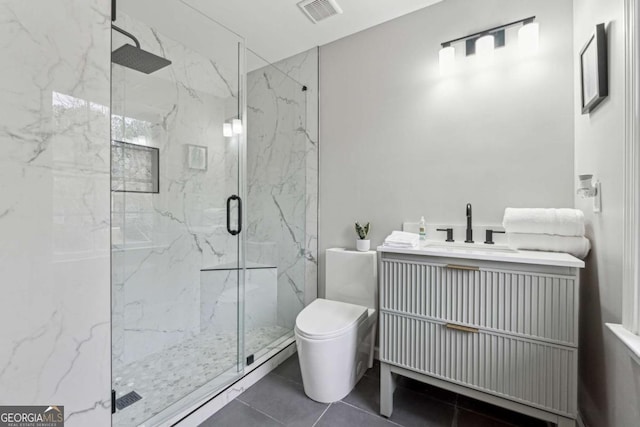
445;323;479;333
446;264;479;271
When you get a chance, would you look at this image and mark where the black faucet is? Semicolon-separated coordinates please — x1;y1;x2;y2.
465;203;473;243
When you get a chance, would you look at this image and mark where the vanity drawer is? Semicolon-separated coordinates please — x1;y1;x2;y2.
379;312;577;417
380;259;578;346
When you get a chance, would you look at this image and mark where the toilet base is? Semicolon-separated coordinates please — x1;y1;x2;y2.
295;311;376;403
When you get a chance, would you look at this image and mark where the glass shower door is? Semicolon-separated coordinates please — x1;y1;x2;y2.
244;50;308;363
110;1;245;425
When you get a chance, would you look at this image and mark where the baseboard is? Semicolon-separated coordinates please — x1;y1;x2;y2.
172;339;297;426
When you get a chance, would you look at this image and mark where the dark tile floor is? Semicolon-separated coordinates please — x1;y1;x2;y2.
200;354;549;427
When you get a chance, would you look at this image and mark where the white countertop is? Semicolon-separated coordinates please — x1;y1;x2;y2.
377;240;585;268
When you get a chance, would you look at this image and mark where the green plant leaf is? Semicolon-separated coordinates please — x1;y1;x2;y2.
355;221;370;239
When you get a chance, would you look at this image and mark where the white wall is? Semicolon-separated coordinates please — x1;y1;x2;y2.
0;0;111;425
573;0;640;426
319;0;575;292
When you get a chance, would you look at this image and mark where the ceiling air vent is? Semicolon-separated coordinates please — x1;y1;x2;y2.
297;0;343;24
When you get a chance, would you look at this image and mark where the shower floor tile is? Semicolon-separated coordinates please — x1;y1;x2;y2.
113;325;289;427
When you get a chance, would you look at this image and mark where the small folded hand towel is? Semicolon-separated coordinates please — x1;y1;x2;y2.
507;233;591;259
384;231;419;248
502;208;585;237
383;242;418;248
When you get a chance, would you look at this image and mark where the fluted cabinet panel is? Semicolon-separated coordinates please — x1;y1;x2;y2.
380;259;578;346
380;313;577;416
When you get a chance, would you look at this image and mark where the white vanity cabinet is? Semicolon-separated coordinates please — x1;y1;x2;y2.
378;247;584;427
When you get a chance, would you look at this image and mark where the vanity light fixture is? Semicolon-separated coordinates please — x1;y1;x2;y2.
223;119;243;138
518;19;540;54
439;16;538;74
232;118;243;135
438;45;456;76
223;123;233;137
476;34;496;63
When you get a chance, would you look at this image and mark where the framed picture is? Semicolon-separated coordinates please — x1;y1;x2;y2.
187;144;208;170
111;140;159;193
580;23;608;114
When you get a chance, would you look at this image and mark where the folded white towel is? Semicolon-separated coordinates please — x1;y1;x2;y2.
385;231;419;243
384;231;419;248
507;233;591;259
502;208;585;237
383;241;418;249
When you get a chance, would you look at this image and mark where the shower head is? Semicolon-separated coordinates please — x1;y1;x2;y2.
111;25;171;74
112;44;172;74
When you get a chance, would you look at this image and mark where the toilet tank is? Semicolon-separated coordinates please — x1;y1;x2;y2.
325;248;377;309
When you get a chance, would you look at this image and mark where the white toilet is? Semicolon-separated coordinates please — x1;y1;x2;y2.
294;248;377;403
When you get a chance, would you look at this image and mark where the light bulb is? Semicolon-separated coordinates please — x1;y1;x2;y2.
439;46;456;76
232;119;243;135
518;22;539;55
476;35;495;63
223;123;232;137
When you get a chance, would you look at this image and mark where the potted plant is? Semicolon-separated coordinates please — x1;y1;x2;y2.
355;222;371;252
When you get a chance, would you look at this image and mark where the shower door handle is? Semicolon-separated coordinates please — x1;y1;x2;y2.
236;195;242;234
226;195;242;236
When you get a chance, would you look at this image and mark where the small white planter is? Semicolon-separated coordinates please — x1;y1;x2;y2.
356;239;370;252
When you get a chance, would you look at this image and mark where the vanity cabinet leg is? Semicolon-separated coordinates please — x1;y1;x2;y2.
380;362;396;417
556;416;576;427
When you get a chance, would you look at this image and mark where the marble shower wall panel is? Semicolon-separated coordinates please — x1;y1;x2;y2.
266;48;319;306
0;1;112;426
247;69;305;329
111;13;241;366
247;47;318;329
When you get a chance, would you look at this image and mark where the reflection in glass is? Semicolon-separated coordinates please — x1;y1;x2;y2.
111;140;159;193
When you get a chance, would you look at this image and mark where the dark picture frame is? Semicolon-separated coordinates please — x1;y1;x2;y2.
580;23;608;114
111;140;160;194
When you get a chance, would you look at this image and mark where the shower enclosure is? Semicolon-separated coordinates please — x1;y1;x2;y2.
110;1;312;426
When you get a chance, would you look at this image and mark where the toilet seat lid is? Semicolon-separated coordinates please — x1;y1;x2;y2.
295;298;368;339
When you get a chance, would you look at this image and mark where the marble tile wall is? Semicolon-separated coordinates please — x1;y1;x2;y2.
0;1;112;425
0;2;317;425
246;47;318;330
271;48;319;307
